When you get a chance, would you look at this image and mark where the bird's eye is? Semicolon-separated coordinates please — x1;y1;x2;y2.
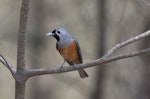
57;31;60;34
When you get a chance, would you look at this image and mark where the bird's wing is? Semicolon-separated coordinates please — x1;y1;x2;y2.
73;37;83;63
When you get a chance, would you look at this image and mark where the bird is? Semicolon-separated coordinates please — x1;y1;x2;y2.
46;28;88;78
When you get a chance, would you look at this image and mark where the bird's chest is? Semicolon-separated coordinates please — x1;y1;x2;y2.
56;40;78;62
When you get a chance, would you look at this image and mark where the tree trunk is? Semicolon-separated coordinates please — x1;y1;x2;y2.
15;0;29;99
15;81;26;99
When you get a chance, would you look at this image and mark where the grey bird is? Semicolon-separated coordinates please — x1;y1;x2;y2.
46;28;88;78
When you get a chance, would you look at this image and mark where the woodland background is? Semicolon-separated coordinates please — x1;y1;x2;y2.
0;0;150;99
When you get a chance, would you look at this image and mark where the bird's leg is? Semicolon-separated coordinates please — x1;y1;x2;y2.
72;63;76;69
60;60;65;71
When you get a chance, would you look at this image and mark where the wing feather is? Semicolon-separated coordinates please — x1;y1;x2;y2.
72;37;83;63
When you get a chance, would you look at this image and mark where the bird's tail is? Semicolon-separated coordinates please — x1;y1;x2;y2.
78;69;88;78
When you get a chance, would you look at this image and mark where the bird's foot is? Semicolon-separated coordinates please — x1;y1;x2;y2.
72;64;76;69
59;60;65;71
59;65;64;71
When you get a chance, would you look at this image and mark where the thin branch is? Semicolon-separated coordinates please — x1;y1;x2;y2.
103;29;150;58
0;55;16;78
142;0;150;7
25;29;150;78
106;47;150;62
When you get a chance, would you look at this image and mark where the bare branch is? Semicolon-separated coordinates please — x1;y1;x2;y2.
142;0;150;7
25;29;150;78
106;47;150;62
103;29;150;58
0;55;16;78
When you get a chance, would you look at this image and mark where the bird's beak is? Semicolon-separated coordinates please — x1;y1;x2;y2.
46;32;54;36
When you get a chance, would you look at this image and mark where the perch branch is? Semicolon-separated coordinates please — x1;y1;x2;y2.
26;48;150;77
25;29;150;78
0;55;16;78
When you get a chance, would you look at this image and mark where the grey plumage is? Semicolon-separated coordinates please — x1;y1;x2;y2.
46;28;88;78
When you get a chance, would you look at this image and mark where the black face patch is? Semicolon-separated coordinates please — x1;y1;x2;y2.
51;29;60;41
54;34;60;41
52;29;56;34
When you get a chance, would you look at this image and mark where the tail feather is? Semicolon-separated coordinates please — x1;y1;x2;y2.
78;69;88;78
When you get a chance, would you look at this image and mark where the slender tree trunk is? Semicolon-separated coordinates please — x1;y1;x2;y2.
15;0;29;99
15;81;26;99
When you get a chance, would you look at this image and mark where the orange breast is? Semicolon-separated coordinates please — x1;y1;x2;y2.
57;40;81;65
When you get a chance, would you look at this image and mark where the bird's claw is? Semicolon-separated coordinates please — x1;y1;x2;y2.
72;64;76;69
59;60;65;71
60;65;64;71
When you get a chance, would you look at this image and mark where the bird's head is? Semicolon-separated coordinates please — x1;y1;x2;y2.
46;28;69;41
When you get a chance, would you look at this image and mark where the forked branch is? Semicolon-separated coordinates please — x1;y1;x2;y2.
0;30;150;79
0;55;16;78
103;30;150;58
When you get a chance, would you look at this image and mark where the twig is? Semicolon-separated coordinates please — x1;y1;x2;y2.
142;0;150;7
106;47;150;62
0;55;16;78
103;29;150;58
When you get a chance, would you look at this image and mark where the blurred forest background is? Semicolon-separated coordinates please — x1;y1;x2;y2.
0;0;150;99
